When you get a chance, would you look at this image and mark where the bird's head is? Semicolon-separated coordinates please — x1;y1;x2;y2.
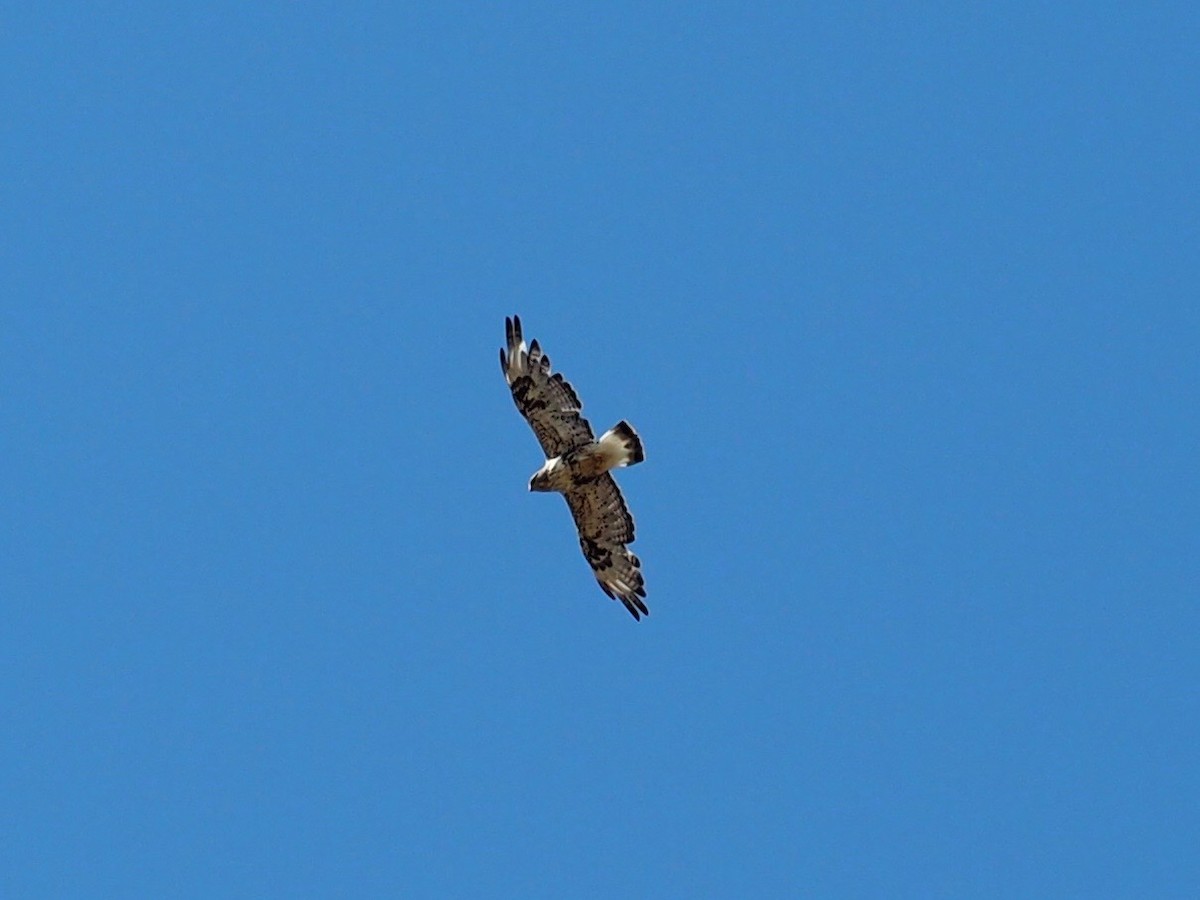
529;459;557;492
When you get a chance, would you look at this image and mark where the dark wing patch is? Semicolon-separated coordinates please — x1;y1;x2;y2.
564;474;648;620
501;315;594;459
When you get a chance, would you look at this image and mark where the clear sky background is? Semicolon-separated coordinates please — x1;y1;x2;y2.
3;4;1197;897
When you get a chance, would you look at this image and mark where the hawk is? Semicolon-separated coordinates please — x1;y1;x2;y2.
500;315;648;620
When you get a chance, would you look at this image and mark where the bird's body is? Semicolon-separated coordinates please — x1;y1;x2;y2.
530;421;645;492
500;316;648;620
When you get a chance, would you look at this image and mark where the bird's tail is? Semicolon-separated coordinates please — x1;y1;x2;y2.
597;420;645;469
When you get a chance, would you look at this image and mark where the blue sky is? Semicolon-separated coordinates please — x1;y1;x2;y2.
3;4;1197;896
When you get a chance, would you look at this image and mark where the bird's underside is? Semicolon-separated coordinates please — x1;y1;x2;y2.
501;315;648;620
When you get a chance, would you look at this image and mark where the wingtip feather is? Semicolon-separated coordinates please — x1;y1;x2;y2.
621;596;648;620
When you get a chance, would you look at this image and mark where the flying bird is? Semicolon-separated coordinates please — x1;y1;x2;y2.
500;315;648;620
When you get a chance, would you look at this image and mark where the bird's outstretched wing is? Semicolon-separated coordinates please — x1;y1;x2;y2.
501;315;595;459
565;474;648;620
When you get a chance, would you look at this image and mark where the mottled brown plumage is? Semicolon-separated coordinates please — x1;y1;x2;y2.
501;316;648;620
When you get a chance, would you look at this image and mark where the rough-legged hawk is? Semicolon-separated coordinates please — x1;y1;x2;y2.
500;315;648;620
